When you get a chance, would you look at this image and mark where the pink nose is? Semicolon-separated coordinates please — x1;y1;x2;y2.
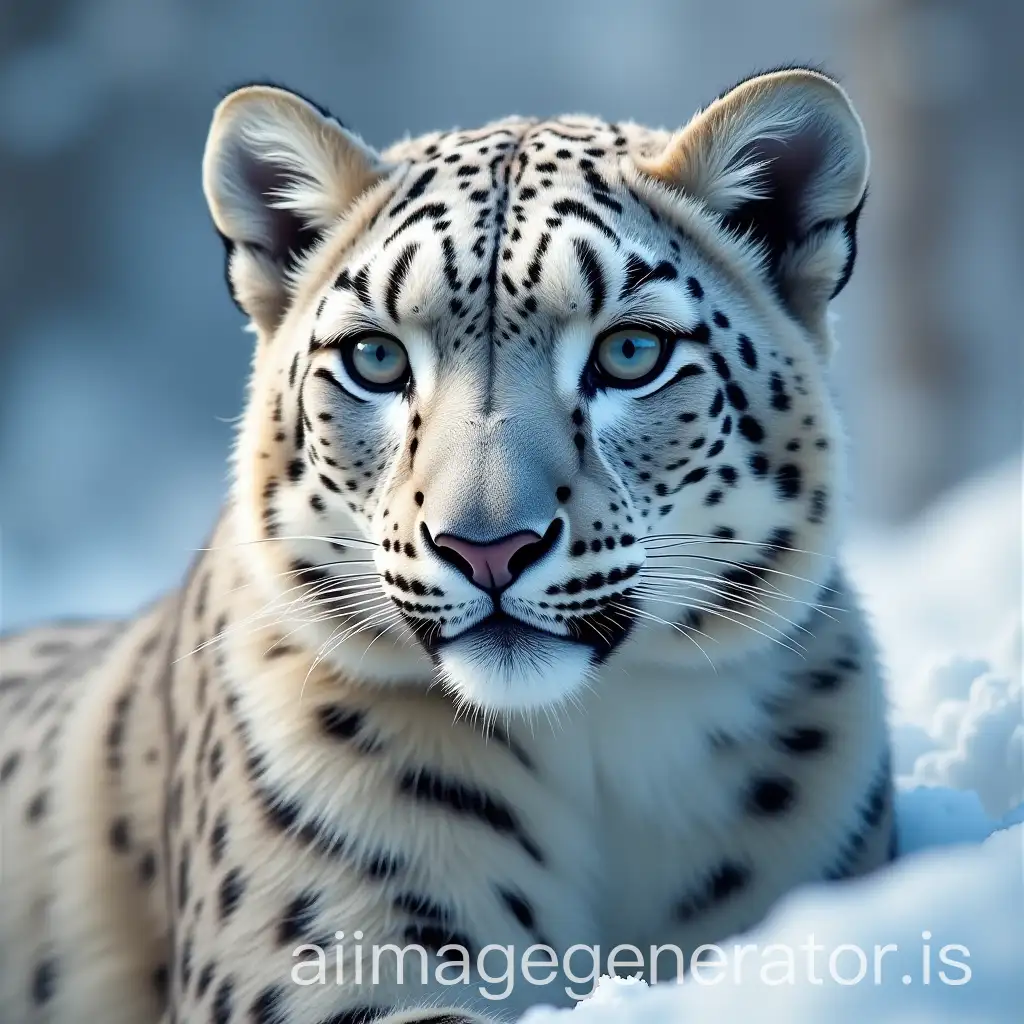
432;531;542;591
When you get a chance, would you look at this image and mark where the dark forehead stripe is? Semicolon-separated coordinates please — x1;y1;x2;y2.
384;202;448;247
389;167;437;219
329;119;639;355
578;157;622;214
440;236;462;293
478;126;526;372
552;198;618;244
620;252;678;300
384;242;420;323
523;232;551;289
573;238;606;318
334;266;373;311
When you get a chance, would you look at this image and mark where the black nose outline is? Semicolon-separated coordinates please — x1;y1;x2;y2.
420;519;564;594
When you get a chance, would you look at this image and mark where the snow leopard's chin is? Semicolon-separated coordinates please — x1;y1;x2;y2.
434;616;597;713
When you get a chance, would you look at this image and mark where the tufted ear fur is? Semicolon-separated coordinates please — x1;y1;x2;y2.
637;68;869;329
203;85;390;332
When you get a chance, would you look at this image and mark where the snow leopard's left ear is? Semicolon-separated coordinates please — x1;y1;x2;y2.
637;67;869;327
203;84;391;333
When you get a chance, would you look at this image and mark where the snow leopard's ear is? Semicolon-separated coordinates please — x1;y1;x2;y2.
637;67;869;328
203;84;390;333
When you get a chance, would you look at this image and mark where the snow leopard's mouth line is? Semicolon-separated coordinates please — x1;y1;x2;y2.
420;603;636;662
446;610;565;650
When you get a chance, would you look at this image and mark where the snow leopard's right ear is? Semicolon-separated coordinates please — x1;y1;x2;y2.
203;84;390;332
637;68;868;332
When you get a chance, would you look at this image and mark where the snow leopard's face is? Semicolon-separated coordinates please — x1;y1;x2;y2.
208;73;868;711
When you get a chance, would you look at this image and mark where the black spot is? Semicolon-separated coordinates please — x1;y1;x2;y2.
774;463;802;499
809;671;841;691
219;867;246;922
738;416;765;443
709;352;731;380
177;841;191;911
500;888;536;930
316;705;365;741
196;960;216;998
138;849;157;884
152;962;169;998
209;739;224;781
31;958;57;1004
675;859;751;922
210;810;228;865
393;891;450;923
212;975;234;1024
2;751;23;783
777;727;829;754
278;890;320;946
725;382;748;411
746;775;796;815
179;933;194;989
769;371;791;410
737;334;757;369
250;985;287;1024
825;760;892;879
686;276;704;299
708;390;724;417
26;789;48;822
809;487;828;524
749;452;769;476
556;485;572;503
712;310;730;329
109;816;131;852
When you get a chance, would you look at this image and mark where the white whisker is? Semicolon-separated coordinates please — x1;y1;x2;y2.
608;600;717;671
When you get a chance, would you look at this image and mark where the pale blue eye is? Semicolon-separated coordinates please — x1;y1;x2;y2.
595;329;664;382
348;335;409;389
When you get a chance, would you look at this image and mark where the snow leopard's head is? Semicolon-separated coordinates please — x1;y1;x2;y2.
204;69;867;711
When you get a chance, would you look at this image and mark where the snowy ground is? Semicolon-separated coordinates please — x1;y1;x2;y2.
523;456;1023;1023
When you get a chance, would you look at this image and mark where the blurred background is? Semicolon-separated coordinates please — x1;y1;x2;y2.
1;0;1021;631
